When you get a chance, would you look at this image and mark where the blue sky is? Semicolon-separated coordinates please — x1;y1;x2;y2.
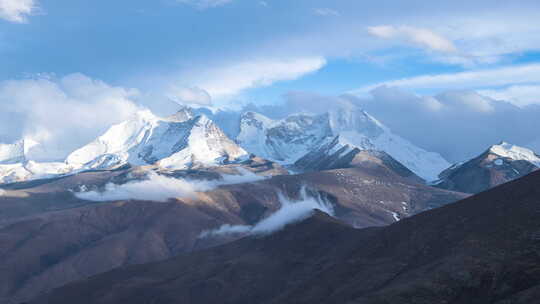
2;0;539;104
1;0;540;161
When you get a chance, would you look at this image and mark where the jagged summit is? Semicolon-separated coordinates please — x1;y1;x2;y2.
164;106;195;122
0;109;249;184
237;111;333;163
67;109;249;170
235;104;449;181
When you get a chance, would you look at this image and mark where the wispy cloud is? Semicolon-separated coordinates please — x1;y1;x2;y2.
176;0;233;9
351;63;540;95
200;187;335;237
75;168;266;202
313;8;340;17
479;85;540;107
368;25;457;53
0;0;37;23
166;86;212;106
182;56;327;99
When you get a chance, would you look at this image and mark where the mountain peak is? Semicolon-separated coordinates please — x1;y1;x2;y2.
488;142;540;165
66;110;248;170
435;142;540;193
165;106;195;122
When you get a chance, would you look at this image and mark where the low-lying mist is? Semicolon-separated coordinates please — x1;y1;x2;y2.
75;168;266;202
200;187;335;237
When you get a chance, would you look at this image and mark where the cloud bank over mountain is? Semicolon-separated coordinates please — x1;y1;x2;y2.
256;88;540;162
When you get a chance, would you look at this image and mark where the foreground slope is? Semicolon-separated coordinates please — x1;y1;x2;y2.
34;170;540;304
0;162;464;303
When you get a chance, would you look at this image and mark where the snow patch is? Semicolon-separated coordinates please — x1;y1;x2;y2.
489;142;540;166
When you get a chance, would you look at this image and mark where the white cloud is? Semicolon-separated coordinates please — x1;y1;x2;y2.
176;0;233;9
0;74;141;161
0;0;36;23
479;85;540;107
368;25;457;53
200;188;335;237
351;63;540;96
313;8;340;17
259;1;268;7
343;86;540;162
76;169;266;202
435;90;494;113
166;86;212;106
183;56;326;99
76;172;214;202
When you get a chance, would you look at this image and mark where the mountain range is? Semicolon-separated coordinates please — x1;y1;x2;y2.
0;102;453;184
1;103;540;303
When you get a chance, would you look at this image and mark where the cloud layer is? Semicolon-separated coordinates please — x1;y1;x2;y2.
0;74;141;161
177;57;326;100
0;0;36;23
200;188;335;237
76;169;266;202
250;88;540;163
166;86;212;106
352;63;540;94
352;86;540;162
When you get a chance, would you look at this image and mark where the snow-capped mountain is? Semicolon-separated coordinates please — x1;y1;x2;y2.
0;104;449;184
235;105;449;181
67;109;249;170
0;139;74;184
0;109;249;184
294;135;424;183
435;142;540;193
237;112;333;163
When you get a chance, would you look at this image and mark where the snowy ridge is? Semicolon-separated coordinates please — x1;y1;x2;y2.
236;105;449;181
0;161;74;184
489;142;540;166
237;112;333;163
67;109;249;170
0;109;249;184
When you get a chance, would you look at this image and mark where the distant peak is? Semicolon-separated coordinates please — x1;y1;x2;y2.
165;107;194;122
488;142;540;165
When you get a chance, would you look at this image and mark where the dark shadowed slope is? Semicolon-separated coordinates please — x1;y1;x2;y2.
32;170;540;304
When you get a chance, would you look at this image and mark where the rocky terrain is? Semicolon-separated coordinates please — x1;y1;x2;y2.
31;170;540;304
0;158;465;304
